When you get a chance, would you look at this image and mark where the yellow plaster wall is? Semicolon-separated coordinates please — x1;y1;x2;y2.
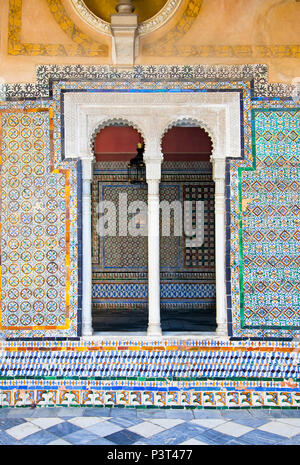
139;0;300;83
0;0;299;85
21;0;74;44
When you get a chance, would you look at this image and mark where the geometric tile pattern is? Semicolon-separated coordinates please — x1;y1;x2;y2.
92;283;215;298
0;75;297;340
92;182;148;271
239;109;299;330
0;77;296;339
0;64;295;101
0;68;298;418
0;408;299;445
160;283;215;298
53;78;254;336
0;108;72;333
183;184;215;268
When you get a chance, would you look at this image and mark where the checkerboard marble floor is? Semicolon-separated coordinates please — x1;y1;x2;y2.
0;407;299;445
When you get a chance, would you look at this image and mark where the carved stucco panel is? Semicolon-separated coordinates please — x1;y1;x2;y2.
64;90;241;160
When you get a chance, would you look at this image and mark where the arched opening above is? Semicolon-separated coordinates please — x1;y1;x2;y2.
94;125;144;162
64;86;239;338
160;125;216;332
161;126;212;162
92;125;148;332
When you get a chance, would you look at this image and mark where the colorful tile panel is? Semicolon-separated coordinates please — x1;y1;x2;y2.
240;109;299;330
0;105;79;338
0;339;298;408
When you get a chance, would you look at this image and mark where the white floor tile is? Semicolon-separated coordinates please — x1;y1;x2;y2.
190;419;227;429
277;418;300;428
148;419;185;429
128;421;164;438
48;439;71;445
27;417;64;429
180;439;208;445
259;421;300;438
86;421;123;437
6;422;41;440
213;421;253;437
67;417;105;428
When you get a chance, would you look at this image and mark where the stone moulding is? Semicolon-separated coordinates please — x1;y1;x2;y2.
0;64;295;102
63;90;241;159
70;0;111;35
63;88;241;337
70;0;182;36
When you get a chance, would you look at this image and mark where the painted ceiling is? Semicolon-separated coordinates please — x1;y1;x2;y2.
83;0;168;23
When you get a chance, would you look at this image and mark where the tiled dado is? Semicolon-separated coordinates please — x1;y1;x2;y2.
0;339;298;408
0;389;299;409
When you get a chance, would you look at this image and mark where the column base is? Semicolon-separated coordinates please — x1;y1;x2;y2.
82;325;93;337
216;322;227;337
147;324;162;337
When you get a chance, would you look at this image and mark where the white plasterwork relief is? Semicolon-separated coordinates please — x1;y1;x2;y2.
63;90;241;161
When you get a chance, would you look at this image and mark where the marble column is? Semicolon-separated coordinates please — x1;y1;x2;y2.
145;159;162;336
212;157;227;337
81;158;93;336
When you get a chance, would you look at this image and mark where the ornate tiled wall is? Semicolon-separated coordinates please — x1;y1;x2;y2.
229;108;299;338
0;104;79;338
242;110;299;330
0;65;298;408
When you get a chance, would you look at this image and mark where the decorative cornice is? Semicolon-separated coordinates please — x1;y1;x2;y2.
138;0;182;36
69;0;111;35
0;64;296;102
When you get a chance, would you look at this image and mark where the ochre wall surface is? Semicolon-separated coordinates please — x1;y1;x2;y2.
0;0;299;84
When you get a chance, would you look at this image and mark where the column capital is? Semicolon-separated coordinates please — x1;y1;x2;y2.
81;158;94;181
145;157;162;182
211;156;226;181
144;151;163;164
